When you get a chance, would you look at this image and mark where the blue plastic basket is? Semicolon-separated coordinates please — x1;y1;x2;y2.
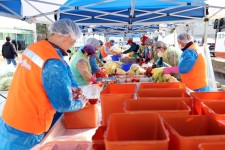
111;55;121;61
121;63;132;71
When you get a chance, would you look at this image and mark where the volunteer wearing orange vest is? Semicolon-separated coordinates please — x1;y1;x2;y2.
163;33;210;92
99;39;118;59
0;19;88;150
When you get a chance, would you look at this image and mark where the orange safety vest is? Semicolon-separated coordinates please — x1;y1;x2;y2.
100;42;111;58
181;44;208;90
2;40;61;134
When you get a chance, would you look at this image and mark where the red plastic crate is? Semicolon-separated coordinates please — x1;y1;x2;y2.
137;97;192;110
139;82;186;89
199;142;225;150
105;112;169;150
137;88;188;97
190;92;225;115
92;126;107;145
63;99;98;129
163;115;225;150
125;99;191;117
201;100;225;124
100;84;136;125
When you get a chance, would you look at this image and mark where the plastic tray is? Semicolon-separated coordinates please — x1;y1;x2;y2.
32;115;97;150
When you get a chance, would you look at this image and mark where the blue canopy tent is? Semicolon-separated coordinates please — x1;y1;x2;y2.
58;0;205;25
0;0;206;34
0;0;21;19
0;0;218;91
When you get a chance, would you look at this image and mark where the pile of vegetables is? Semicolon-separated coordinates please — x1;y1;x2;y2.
151;67;178;82
144;67;153;77
0;71;14;91
163;46;182;66
126;64;145;75
103;62;146;76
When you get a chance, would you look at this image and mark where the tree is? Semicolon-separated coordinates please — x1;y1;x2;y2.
36;23;48;41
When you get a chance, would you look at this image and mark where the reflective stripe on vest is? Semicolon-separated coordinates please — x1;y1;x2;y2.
23;49;44;68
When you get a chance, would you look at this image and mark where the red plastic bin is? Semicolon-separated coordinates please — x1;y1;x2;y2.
137;88;188;97
190;92;225;115
92;144;105;150
92;126;107;150
105;112;169;150
92;126;107;144
139;82;186;89
199;142;225;150
201;100;225;124
137;97;192;109
162;115;225;150
63;99;98;129
100;84;136;125
125;99;191;117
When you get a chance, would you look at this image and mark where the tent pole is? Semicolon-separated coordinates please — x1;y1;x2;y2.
203;18;217;91
83;35;85;45
174;26;176;46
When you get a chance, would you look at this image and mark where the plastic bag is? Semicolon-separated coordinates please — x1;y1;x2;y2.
80;84;101;99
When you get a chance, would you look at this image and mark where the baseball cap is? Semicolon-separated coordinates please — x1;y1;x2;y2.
127;39;133;44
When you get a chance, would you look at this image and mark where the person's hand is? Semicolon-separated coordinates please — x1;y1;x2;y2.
163;66;179;74
78;95;89;108
117;52;123;55
72;87;82;99
95;69;108;78
163;67;172;74
89;76;97;84
99;62;104;67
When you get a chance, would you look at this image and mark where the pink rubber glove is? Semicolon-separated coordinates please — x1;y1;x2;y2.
163;66;179;74
89;76;97;83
